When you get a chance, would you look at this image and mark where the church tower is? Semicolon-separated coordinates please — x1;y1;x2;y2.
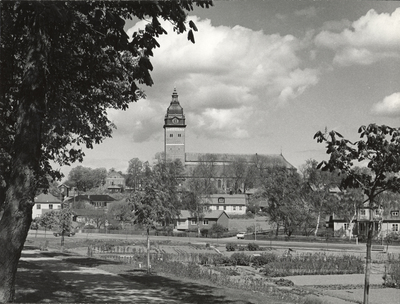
164;88;186;164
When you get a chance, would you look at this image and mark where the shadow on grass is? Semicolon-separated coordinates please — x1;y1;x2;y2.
15;252;260;303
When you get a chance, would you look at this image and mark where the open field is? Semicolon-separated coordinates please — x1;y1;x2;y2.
228;216;272;233
17;234;400;303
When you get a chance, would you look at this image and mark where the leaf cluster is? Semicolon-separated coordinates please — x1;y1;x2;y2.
314;124;400;202
0;1;211;206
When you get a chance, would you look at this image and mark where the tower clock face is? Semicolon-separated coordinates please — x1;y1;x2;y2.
172;118;179;124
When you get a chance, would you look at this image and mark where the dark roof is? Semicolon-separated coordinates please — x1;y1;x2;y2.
66;194;115;203
185;153;294;167
166;89;184;116
72;209;105;216
183;153;295;178
202;194;247;206
34;193;62;204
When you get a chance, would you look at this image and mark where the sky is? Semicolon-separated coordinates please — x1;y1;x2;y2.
59;0;400;180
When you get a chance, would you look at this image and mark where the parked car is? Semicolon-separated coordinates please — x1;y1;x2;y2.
236;232;245;239
53;230;75;237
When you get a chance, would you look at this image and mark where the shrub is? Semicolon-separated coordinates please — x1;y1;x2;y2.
251;253;277;267
107;224;120;230
226;243;237;251
84;224;96;229
200;228;209;237
212;255;231;266
383;255;400;288
230;252;250;266
247;242;260;251
209;223;227;237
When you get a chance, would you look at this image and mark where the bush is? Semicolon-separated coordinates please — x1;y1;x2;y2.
251;253;277;267
107;224;120;230
209;223;227;237
383;255;400;288
200;228;209;237
261;253;363;277
226;243;237;251
230;252;250;266
247;242;260;251
212;255;231;266
84;224;96;229
385;232;400;243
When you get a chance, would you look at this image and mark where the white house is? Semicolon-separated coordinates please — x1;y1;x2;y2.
201;194;248;215
32;193;62;219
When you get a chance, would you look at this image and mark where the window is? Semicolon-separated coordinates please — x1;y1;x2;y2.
203;220;209;225
216;206;219;210
360;209;366;216
57;205;61;209
344;223;349;230
170;134;173;137
49;204;53;209
191;220;197;225
36;204;41;209
392;224;399;232
239;206;242;210
178;134;181;137
224;206;226;211
391;211;399;217
233;206;236;211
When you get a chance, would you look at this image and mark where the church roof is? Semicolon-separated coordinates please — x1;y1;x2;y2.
165;88;184;116
185;153;295;169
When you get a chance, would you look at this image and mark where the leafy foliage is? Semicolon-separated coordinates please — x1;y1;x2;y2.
209;223;226;237
259;166;307;236
315;124;400;302
0;2;212;301
129;160;184;229
226;243;237;252
67;166;107;191
126;158;144;189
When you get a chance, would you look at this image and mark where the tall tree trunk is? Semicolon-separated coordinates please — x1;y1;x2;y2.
363;220;372;304
314;211;320;237
0;24;46;301
348;203;357;240
147;227;150;273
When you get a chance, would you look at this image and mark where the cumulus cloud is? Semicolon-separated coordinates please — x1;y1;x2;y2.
120;16;318;142
315;8;400;66
371;93;400;117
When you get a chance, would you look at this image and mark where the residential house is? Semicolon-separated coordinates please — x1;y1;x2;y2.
105;170;126;193
175;209;229;231
326;200;400;238
202;194;248;215
32;193;62;218
71;208;106;228
66;194;115;209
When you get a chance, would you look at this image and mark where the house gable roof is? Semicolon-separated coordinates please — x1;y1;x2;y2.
34;193;62;204
202;194;247;206
66;194;115;203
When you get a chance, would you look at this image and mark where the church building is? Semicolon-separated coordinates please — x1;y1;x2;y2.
163;89;295;194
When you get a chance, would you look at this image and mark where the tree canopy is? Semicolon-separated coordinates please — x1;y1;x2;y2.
0;1;212;301
315;123;400;304
129;160;184;230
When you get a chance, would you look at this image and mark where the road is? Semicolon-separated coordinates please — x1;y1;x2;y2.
27;229;400;254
